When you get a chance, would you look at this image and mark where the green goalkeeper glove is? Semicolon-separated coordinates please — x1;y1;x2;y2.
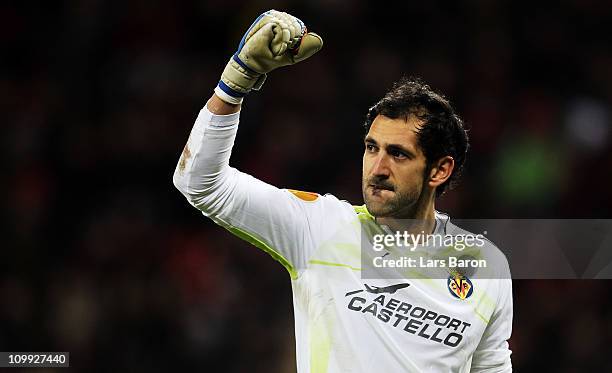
214;10;323;104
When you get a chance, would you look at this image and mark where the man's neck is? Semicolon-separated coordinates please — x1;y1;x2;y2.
376;206;437;235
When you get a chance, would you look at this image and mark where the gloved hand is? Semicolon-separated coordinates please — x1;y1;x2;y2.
214;10;323;104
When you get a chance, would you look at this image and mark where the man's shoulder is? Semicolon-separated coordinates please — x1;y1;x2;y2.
283;189;359;220
437;212;511;279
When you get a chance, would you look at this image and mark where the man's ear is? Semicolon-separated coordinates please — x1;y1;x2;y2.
428;156;454;189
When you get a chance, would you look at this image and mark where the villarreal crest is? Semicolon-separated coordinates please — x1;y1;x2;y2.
447;274;474;300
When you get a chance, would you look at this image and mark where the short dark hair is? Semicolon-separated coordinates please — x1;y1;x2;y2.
364;77;469;197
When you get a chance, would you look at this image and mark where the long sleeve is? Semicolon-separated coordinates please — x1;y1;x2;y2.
470;277;513;372
172;104;353;279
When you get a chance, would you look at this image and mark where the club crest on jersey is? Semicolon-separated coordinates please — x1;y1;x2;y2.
447;273;473;300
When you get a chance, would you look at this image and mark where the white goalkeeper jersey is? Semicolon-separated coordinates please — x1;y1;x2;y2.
173;105;513;373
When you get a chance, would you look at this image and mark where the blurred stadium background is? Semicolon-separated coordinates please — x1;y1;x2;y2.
2;0;612;372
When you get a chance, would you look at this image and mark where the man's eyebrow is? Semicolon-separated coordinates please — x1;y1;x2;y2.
387;144;416;158
364;137;416;158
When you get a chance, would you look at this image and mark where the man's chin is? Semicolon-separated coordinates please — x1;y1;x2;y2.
363;187;421;219
364;199;394;217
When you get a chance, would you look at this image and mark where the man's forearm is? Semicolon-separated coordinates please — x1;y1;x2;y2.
207;93;241;115
173;102;240;211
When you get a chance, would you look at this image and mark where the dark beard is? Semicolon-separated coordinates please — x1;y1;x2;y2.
362;178;423;218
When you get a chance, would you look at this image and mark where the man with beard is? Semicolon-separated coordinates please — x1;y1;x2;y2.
173;10;512;373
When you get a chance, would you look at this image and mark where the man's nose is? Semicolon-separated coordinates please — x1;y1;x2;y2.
371;153;391;177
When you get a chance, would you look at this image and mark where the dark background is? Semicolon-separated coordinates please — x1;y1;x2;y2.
2;0;612;372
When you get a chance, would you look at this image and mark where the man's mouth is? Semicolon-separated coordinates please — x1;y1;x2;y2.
369;184;394;194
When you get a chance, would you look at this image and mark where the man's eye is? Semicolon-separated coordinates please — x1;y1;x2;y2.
390;150;407;159
366;144;377;152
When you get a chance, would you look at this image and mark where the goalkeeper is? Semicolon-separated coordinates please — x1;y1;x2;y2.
173;10;512;372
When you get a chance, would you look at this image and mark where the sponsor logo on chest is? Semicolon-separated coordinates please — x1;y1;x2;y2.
344;282;472;348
